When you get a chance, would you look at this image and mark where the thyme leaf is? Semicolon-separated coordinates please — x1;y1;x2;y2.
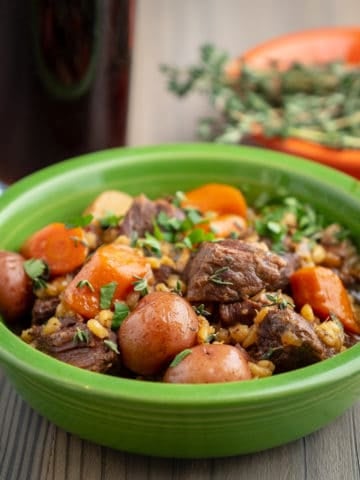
104;339;120;354
76;279;95;292
193;304;211;316
209;266;233;286
169;348;192;367
265;293;294;310
162;44;360;149
73;327;90;344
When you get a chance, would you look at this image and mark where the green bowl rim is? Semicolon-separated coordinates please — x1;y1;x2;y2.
1;143;360;407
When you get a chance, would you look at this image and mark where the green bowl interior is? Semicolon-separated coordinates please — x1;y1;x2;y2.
0;143;360;456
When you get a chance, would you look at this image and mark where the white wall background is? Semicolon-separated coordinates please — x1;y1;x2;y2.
127;0;360;145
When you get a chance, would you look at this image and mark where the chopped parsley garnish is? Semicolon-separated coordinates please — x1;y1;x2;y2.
175;237;193;250
187;228;215;246
153;211;183;244
104;339;120;354
175;228;215;251
76;279;95;292
65;214;93;229
171;280;183;296
183;207;204;226
23;258;49;290
255;196;324;252
137;232;162;256
100;281;118;309
169;348;192;367
73;327;90;344
99;211;123;229
172;191;186;207
132;276;149;296
209;266;233;286
138;203;214;251
152;220;165;241
112;301;130;330
156;211;182;232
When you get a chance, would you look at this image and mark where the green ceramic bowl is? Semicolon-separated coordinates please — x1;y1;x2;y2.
0;144;360;458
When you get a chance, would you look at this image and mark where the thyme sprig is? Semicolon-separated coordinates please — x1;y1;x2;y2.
209;266;233;286
266;293;295;310
73;327;90;344
162;44;360;149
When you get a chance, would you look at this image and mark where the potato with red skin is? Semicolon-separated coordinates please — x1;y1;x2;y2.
0;251;34;322
163;344;252;384
119;291;199;376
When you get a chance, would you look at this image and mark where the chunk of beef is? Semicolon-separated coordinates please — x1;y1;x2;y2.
31;318;119;373
186;240;292;303
252;307;331;372
118;194;185;238
32;297;60;325
279;253;301;286
153;264;175;285
320;224;360;286
219;288;298;326
219;298;264;326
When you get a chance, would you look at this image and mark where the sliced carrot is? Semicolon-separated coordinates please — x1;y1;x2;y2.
63;243;153;318
196;213;247;239
182;183;248;218
290;266;360;334
208;214;247;238
21;222;89;276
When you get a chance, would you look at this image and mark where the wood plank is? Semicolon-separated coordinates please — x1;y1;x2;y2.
1;368;360;479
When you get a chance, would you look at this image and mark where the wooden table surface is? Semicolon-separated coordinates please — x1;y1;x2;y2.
1;1;360;478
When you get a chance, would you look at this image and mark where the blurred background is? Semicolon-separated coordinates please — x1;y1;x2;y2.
127;0;360;145
1;0;360;183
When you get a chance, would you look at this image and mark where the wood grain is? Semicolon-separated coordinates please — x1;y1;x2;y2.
1;368;360;480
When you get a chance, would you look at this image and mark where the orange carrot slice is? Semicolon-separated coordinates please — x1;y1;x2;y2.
182;183;247;218
63;243;153;318
21;222;89;276
290;266;360;334
208;214;247;238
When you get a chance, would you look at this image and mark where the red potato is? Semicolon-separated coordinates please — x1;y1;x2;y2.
163;343;252;384
0;251;34;322
118;291;199;376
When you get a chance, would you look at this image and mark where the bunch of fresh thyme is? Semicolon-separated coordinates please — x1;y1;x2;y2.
161;44;360;149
